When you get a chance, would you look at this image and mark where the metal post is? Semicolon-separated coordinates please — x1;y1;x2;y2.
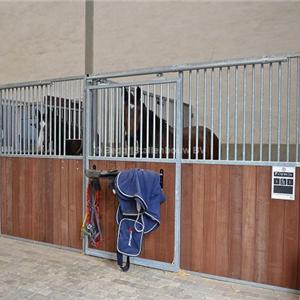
174;72;183;271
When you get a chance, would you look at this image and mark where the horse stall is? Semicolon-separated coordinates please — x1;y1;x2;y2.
1;53;300;290
0;77;85;249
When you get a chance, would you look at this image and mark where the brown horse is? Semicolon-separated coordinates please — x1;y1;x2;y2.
124;87;219;159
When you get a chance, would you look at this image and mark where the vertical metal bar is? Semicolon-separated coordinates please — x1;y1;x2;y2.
17;88;20;154
203;69;207;160
3;89;6;155
39;85;43;155
31;87;35;155
6;89;9;154
83;82;91;252
97;89;101;156
121;87;125;158
286;59;291;161
297;57;300;162
260;64;264;161
251;65;256;161
226;67;230;161
139;87;143;158
22;88;25;155
73;81;77;140
53;83;57;155
5;89;8;154
68;81;71;139
10;89;13;154
91;87;95;156
188;70;192;160
111;88;114;157
277;62;282;161
243;66;247;161
9;89;12;154
174;72;183;271
166;83;170;159
116;88;119;157
153;85;156;158
11;88;15;154
104;88;108;157
126;87;130;157
27;87;30;154
44;85;48;155
268;63;272;162
218;68;222;160
78;80;82;140
50;84;53;155
173;83;176;158
4;89;7;155
196;70;199;160
146;85;150;158
72;81;76;140
20;87;23;154
211;68;214;160
234;66;238;161
0;90;2;154
159;84;163;159
133;87;137;158
35;86;39;155
63;82;67;156
58;82;62;156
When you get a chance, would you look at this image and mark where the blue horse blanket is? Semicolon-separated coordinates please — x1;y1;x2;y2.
114;169;165;268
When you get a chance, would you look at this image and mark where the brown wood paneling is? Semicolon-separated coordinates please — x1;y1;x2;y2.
254;167;271;284
0;158;13;235
88;160;175;263
241;166;256;281
0;157;82;250
228;166;243;279
68;160;83;249
215;165;230;276
60;160;69;247
181;164;300;290
180;164;193;270
203;165;217;274
29;158;40;241
52;159;62;245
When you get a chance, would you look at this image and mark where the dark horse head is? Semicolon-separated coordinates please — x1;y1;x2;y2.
37;96;82;156
123;85;219;160
123;86;174;158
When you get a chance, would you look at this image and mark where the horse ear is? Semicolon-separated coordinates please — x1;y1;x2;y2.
124;87;129;103
136;87;141;101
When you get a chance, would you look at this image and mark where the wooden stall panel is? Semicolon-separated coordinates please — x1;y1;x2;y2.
88;160;175;263
181;164;300;290
0;158;83;250
0;158;13;235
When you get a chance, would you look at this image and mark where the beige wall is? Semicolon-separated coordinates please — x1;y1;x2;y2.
0;1;85;85
93;2;300;73
1;1;300;87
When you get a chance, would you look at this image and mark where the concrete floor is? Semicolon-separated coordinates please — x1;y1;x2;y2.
0;236;299;300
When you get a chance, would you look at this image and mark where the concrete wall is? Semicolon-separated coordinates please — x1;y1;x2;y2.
0;1;85;84
1;1;299;83
93;2;300;73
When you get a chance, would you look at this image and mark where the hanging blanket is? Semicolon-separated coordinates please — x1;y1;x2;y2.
114;168;166;271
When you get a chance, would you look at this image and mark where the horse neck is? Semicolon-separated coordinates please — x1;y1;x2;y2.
141;108;171;148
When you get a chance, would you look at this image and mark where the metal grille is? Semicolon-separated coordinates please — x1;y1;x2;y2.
0;78;84;157
181;57;300;163
87;80;179;160
1;54;299;165
88;54;300;165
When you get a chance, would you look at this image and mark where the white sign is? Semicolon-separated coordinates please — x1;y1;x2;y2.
271;166;296;200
